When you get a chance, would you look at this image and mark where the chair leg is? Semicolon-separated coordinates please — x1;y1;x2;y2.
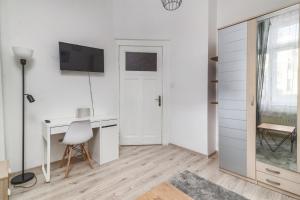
291;132;295;153
82;144;93;169
65;145;73;178
60;145;69;168
80;144;87;161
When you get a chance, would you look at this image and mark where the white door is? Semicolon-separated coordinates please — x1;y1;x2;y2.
120;46;163;145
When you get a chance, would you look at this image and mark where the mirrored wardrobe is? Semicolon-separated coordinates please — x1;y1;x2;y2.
255;5;300;196
256;6;299;172
218;4;300;198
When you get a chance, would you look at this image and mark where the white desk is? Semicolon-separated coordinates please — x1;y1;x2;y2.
42;116;118;182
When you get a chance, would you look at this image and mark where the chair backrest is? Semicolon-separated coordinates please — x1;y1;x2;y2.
63;120;93;145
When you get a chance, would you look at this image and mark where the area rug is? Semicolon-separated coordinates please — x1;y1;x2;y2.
170;171;249;200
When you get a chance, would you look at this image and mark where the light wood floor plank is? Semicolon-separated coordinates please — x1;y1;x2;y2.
13;145;164;199
137;182;192;200
59;146;184;200
98;150;202;200
10;145;298;200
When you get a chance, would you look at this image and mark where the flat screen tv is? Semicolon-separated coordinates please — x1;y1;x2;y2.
59;42;104;72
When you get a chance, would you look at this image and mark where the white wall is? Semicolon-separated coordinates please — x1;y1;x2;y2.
218;0;300;28
0;8;5;160
0;0;226;171
0;0;117;172
113;0;211;155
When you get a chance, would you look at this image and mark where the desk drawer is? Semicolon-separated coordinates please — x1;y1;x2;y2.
257;171;300;196
91;121;101;128
101;119;118;127
51;121;101;134
51;126;68;134
257;161;300;184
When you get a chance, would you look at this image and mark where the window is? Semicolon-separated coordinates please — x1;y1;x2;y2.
261;10;299;114
125;52;157;71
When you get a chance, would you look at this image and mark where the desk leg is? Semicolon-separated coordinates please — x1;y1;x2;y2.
42;127;51;182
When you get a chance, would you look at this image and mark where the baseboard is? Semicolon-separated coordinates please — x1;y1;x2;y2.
219;168;257;184
169;143;208;158
208;151;218;158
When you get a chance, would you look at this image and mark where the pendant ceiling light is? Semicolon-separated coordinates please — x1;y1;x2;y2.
161;0;182;11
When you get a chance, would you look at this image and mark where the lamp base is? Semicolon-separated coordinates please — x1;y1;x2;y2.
11;172;35;185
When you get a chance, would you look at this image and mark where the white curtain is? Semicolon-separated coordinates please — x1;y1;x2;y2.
260;9;299;117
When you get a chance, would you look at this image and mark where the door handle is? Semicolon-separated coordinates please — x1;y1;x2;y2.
155;96;162;107
266;168;280;175
266;179;281;186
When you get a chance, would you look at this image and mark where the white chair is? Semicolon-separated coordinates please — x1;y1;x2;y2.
60;120;93;177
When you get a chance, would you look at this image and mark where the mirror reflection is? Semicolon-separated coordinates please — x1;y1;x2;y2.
256;8;299;172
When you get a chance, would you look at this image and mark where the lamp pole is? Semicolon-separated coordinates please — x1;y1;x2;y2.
21;59;26;178
10;58;35;185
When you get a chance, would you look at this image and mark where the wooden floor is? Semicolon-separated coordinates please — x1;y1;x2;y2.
11;145;297;200
137;182;192;200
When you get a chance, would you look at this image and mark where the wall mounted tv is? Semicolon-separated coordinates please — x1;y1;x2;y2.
59;42;104;72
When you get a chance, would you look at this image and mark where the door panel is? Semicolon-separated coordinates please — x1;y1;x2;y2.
142;79;162;136
120;46;163;145
218;22;248;177
122;78;140;139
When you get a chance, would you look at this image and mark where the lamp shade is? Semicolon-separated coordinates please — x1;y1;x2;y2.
161;0;182;11
12;47;34;60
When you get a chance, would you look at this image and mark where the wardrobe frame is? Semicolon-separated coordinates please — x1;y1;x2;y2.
218;4;300;199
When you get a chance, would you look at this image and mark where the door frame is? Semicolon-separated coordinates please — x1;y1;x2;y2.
116;39;170;145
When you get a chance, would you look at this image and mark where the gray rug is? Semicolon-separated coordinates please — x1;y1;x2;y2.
170;171;249;200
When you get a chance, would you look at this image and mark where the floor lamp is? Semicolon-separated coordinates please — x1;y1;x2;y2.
11;47;36;185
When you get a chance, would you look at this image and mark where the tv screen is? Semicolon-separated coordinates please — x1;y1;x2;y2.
59;42;104;72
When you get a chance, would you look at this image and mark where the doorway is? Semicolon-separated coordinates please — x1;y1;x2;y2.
119;45;163;145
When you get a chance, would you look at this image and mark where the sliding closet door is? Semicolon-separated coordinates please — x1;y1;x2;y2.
218;22;248;176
